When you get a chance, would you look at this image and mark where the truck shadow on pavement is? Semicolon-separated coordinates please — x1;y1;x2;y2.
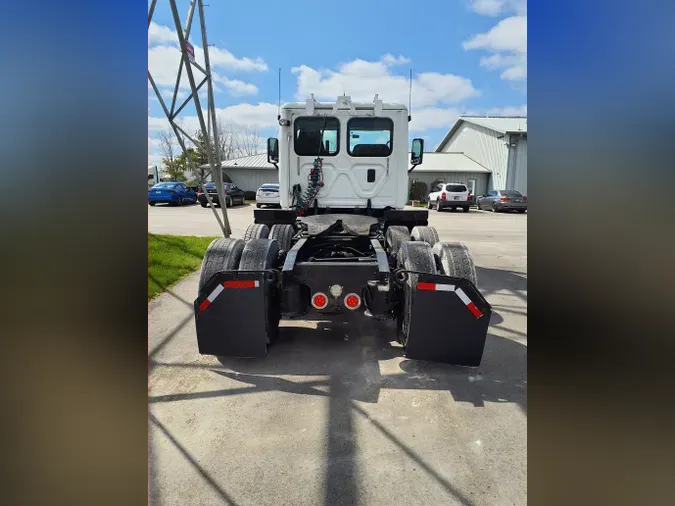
149;267;527;506
150;318;525;506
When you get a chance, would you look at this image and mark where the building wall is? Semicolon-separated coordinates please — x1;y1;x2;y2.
222;168;278;192
507;135;527;195
441;122;509;190
409;172;489;197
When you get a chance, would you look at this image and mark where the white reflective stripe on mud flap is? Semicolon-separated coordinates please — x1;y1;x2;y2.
207;283;224;302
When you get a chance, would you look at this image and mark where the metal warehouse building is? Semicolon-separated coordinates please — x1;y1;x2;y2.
436;116;527;194
202;154;278;192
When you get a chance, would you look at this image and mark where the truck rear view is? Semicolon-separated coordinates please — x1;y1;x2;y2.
194;96;491;366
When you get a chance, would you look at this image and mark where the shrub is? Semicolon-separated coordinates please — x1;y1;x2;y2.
409;181;428;202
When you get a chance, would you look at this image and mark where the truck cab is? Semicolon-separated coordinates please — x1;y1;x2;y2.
268;95;423;212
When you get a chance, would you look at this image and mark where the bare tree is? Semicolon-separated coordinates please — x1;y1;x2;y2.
213;118;263;160
156;129;178;166
236;125;261;157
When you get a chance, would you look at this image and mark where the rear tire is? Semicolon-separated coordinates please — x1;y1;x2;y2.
243;223;270;241
463;206;470;213
256;203;261;208
396;241;437;347
410;226;439;246
518;209;526;213
149;202;156;206
269;224;295;253
432;242;477;287
239;238;280;271
427;200;432;209
198;238;246;293
239;239;281;344
436;200;443;212
200;202;208;208
385;225;410;258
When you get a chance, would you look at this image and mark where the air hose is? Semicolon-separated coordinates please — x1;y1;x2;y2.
292;157;324;216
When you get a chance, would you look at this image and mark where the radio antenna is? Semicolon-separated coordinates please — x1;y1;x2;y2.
408;68;412;122
277;67;281;120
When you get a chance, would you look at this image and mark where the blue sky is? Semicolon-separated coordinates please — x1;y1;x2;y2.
149;0;527;166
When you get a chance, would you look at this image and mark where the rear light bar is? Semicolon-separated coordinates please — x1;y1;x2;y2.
500;196;510;201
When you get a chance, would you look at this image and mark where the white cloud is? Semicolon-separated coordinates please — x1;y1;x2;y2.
207;46;268;72
148;22;268;73
215;75;258;96
468;0;526;16
487;105;527;116
464;16;526;53
381;54;412;65
291;56;479;113
410;108;462;132
148;26;262;103
148;22;178;45
463;15;527;81
149;102;279;136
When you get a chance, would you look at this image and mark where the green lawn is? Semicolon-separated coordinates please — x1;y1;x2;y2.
148;234;219;300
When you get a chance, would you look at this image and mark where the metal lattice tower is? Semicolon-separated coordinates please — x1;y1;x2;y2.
148;0;231;236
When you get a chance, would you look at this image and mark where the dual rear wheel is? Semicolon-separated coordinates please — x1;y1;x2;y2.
388;225;477;347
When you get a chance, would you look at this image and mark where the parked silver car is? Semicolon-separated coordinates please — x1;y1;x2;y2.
477;190;527;213
256;183;280;208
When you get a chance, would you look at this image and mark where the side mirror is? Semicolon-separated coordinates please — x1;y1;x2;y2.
410;138;424;166
267;137;279;164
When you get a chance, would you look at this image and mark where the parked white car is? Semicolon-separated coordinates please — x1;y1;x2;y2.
256;183;280;208
427;182;471;212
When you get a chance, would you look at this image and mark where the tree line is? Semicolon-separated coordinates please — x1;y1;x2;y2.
155;121;262;183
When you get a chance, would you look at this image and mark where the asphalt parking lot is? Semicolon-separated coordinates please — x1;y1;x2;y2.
149;203;527;506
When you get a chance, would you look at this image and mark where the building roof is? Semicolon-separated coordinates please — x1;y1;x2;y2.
412;152;491;173
462;116;527;134
221;153;275;169
199;153;275;170
435;116;527;151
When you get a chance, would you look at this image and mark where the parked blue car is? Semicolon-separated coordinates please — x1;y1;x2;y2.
148;182;197;206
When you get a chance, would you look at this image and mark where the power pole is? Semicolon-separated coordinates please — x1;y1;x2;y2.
148;0;231;236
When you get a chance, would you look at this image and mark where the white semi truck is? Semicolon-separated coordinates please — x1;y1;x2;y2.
193;96;492;366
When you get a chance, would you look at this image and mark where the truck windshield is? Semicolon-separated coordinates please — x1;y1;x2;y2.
294;117;339;156
348;117;393;157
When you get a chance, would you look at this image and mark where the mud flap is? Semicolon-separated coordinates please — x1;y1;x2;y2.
401;272;492;366
194;270;279;358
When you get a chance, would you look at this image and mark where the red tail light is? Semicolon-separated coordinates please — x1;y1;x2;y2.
344;293;361;310
197;188;203;194
311;292;328;310
441;192;447;200
500;196;510;201
522;196;527;202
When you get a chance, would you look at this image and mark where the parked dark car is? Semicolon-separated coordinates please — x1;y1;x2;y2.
477;190;527;213
197;182;246;208
148;182;197;206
